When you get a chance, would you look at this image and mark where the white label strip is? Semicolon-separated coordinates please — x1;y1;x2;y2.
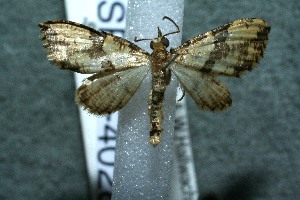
64;0;127;199
170;91;199;200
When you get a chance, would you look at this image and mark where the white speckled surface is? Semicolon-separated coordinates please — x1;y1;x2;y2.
111;0;184;199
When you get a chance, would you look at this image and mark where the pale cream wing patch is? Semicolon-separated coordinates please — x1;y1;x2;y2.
39;20;150;74
171;64;232;111
171;18;270;77
76;65;150;115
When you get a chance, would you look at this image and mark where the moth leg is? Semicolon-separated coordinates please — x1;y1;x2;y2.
164;54;179;69
177;89;185;101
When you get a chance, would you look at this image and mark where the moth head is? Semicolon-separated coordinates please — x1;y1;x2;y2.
133;16;180;50
149;27;170;50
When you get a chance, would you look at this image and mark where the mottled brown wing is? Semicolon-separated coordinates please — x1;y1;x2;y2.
39;20;151;114
171;64;232;111
39;20;150;74
76;64;150;115
171;18;270;77
170;18;270;111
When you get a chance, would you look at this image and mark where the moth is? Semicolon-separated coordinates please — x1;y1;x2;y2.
39;16;270;146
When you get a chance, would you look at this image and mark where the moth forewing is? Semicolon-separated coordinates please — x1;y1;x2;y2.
39;21;151;74
171;18;270;77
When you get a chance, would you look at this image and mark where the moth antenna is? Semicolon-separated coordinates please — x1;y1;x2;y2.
162;16;180;37
134;36;153;42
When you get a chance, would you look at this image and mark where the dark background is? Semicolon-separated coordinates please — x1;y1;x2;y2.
1;0;299;199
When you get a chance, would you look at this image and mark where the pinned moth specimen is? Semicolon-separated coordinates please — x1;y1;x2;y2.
39;16;270;146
